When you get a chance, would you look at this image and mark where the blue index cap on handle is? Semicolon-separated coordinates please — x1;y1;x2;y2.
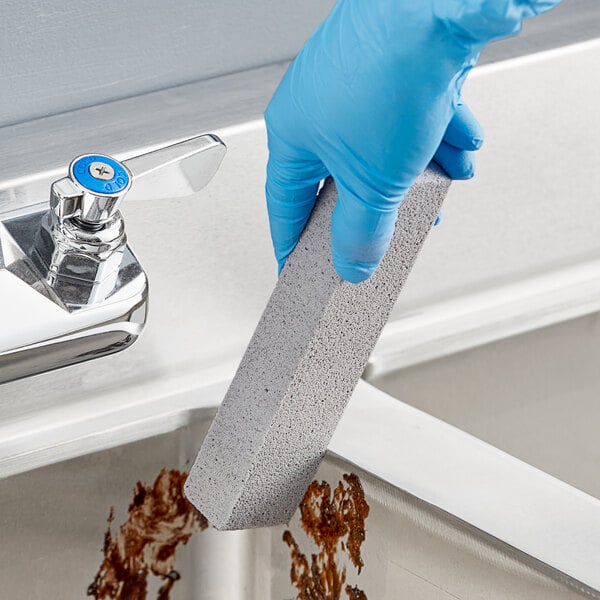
71;154;130;195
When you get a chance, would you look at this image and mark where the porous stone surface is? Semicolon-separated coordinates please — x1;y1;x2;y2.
185;166;451;530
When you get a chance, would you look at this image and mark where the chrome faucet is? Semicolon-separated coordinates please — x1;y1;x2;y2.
0;134;226;384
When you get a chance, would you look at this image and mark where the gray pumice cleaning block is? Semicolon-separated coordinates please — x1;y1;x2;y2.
185;166;451;530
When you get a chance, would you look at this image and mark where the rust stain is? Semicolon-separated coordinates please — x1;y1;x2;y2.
87;468;208;600
344;586;368;600
284;473;370;600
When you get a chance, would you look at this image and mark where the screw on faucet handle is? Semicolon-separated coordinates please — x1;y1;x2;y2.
71;155;131;196
50;134;226;227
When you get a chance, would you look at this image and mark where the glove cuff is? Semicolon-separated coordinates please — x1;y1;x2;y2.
433;0;560;47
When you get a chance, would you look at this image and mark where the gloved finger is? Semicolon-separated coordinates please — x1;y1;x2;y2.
433;142;476;180
265;134;328;273
442;102;484;151
330;183;400;284
434;211;442;226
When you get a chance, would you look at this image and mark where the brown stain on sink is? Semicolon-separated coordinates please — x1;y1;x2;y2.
284;473;370;600
87;468;208;600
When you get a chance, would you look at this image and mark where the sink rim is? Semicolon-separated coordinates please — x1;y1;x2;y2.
332;380;600;593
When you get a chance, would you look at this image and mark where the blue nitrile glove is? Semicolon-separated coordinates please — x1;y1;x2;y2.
265;0;561;283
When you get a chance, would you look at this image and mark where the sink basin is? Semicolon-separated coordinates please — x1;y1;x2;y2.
366;312;600;501
0;401;597;599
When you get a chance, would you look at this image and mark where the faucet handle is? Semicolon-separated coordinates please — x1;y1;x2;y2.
50;134;226;227
123;134;226;200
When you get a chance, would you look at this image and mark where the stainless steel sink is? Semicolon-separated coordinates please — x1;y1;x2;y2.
0;403;596;599
1;28;599;600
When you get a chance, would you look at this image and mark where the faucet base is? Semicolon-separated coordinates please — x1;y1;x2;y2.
0;210;147;384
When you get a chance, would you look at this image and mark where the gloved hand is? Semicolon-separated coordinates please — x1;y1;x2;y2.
265;0;561;283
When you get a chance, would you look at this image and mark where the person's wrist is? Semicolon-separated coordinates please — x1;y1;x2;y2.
432;0;560;48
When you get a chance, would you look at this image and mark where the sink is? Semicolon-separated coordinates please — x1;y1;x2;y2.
0;402;597;599
0;30;599;600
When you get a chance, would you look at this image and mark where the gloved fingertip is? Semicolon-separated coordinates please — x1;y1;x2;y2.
333;261;375;284
433;144;476;180
433;214;442;227
463;164;475;179
444;102;484;151
471;137;484;150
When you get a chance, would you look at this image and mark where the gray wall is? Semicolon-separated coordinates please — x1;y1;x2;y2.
0;0;597;129
0;0;335;128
